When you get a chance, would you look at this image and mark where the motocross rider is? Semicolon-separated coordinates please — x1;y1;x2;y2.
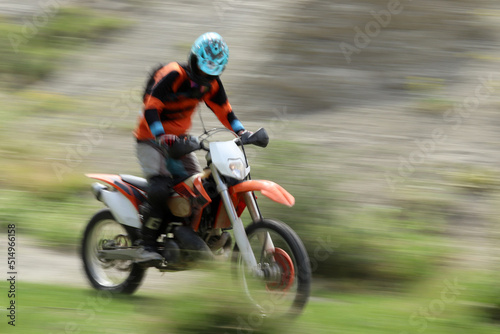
133;32;251;265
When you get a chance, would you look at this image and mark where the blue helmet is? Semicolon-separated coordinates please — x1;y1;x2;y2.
190;32;229;77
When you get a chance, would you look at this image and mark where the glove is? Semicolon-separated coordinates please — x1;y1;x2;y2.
156;134;178;147
237;130;253;143
168;135;200;159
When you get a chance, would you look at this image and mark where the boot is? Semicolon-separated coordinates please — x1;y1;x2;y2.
136;204;164;266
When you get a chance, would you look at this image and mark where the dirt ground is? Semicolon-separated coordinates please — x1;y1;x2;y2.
9;235;205;292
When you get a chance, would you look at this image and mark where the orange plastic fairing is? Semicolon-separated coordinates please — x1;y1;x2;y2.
85;173;146;210
229;180;295;207
188;176;212;231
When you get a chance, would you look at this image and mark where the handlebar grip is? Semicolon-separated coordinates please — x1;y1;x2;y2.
240;128;269;148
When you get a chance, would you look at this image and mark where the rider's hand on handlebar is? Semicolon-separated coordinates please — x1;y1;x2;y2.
235;128;269;148
156;134;178;147
237;130;253;143
157;134;200;159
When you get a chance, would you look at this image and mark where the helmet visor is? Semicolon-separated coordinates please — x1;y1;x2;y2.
199;59;225;76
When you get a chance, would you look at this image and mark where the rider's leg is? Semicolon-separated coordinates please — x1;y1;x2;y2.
164;151;202;180
135;143;202;264
136;203;164;263
136;175;174;263
179;152;202;175
136;142;172;264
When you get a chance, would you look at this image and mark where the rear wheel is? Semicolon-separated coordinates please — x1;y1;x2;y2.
81;209;146;294
233;219;311;317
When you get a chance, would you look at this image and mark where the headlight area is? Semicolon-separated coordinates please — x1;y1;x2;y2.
228;158;247;180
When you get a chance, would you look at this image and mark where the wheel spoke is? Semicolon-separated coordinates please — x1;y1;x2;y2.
234;219;311;317
86;220;136;287
88;220;132;286
82;210;145;294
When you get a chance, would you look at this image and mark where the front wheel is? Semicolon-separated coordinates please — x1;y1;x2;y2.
233;219;311;317
81;209;146;294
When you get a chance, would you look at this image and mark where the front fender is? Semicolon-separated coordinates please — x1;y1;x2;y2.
229;180;295;207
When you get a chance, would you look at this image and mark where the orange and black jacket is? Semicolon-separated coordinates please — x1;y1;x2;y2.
134;62;244;141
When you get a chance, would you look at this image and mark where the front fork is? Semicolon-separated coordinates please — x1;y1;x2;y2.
210;165;275;275
243;191;276;255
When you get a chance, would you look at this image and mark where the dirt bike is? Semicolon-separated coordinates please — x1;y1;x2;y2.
81;127;311;316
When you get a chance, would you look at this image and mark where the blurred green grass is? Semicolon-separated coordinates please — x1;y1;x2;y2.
2;267;500;334
0;6;131;87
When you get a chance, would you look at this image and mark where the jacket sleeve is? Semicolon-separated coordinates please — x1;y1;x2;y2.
204;78;245;133
143;70;181;137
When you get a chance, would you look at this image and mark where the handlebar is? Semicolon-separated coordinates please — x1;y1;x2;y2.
234;128;269;148
161;128;269;159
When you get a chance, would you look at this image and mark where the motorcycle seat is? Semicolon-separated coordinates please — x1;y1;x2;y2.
120;174;148;190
